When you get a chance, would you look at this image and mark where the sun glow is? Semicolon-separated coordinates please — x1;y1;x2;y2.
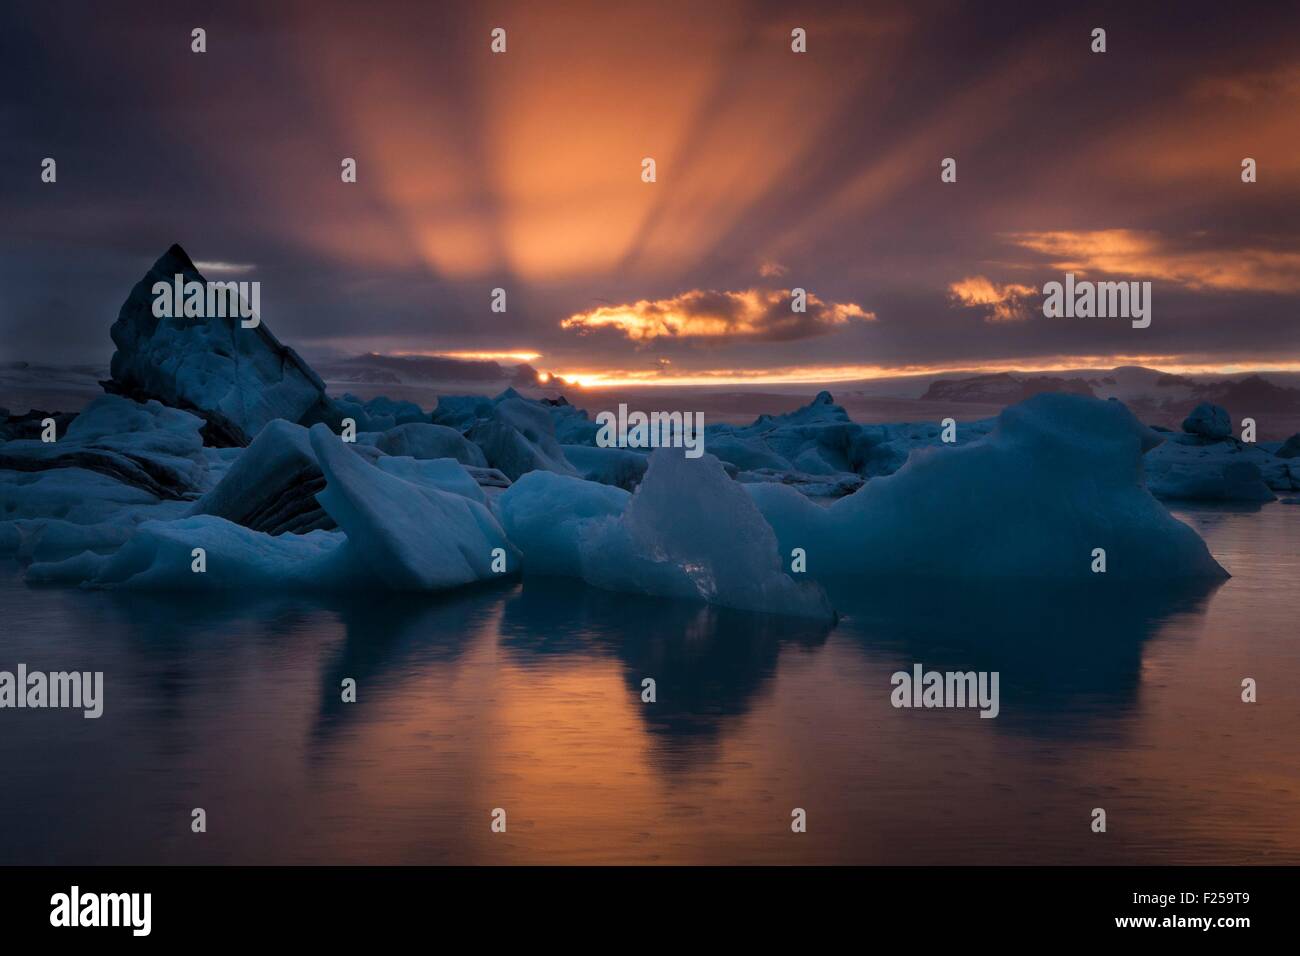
546;356;1300;389
393;350;543;363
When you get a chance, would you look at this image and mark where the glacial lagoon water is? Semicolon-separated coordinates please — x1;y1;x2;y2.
1;502;1297;865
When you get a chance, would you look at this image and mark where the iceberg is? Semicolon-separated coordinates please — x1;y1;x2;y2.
500;453;831;619
192;419;340;534
498;471;630;577
0;463;191;562
696;391;994;497
1181;402;1232;439
577;450;833;620
332;394;427;432
561;443;648;490
747;394;1228;581
27;516;353;589
105;244;335;445
375;422;488;467
466;397;577;481
374;456;488;504
309;424;518;589
1144;404;1298;501
0;394;207;499
24;424;521;591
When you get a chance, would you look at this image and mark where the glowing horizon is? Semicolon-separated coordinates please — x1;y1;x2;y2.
391;349;544;363
544;355;1300;389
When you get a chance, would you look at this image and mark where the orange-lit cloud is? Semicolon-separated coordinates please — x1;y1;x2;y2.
948;275;1037;322
560;288;873;343
1006;230;1300;294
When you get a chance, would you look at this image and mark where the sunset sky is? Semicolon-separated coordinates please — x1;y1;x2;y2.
2;0;1298;386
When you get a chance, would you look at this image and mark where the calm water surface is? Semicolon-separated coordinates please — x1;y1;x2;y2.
1;503;1297;864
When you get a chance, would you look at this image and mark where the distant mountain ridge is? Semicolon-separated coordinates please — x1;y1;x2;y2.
921;372;1095;403
925;366;1300;408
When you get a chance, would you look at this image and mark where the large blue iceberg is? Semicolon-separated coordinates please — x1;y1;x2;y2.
746;393;1228;580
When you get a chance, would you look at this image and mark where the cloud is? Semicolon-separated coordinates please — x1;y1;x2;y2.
948;276;1037;322
1006;230;1300;294
195;260;256;275
559;288;874;343
1192;62;1300;104
759;260;789;278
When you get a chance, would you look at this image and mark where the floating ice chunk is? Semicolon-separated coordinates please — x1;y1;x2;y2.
375;422;487;466
1181;402;1232;439
747;394;1228;580
29;429;521;591
699;391;994;489
561;443;648;490
192;419;337;534
732;467;864;499
0;466;158;523
1146;457;1276;502
546;397;600;444
466;397;577;481
1;505;193;563
375;456;487;504
498;471;630;577
704;434;792;472
577;449;833;620
27;516;352;589
332;394;427;432
499;455;829;618
0;455;195;562
1145;432;1295;500
0;394;207;498
430;393;499;430
310;424;517;588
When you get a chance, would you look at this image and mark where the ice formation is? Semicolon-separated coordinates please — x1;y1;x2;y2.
18;421;519;591
105;244;335;445
692;391;994;498
498;471;630;577
308;424;518;589
192;419;342;534
4;246;1263;613
26;517;352;589
466;396;577;481
561;443;648;491
1143;407;1298;501
332;394;427;432
577;450;834;620
499;452;832;619
1181;402;1232;439
0;394;208;498
747;394;1229;580
374;422;488;466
